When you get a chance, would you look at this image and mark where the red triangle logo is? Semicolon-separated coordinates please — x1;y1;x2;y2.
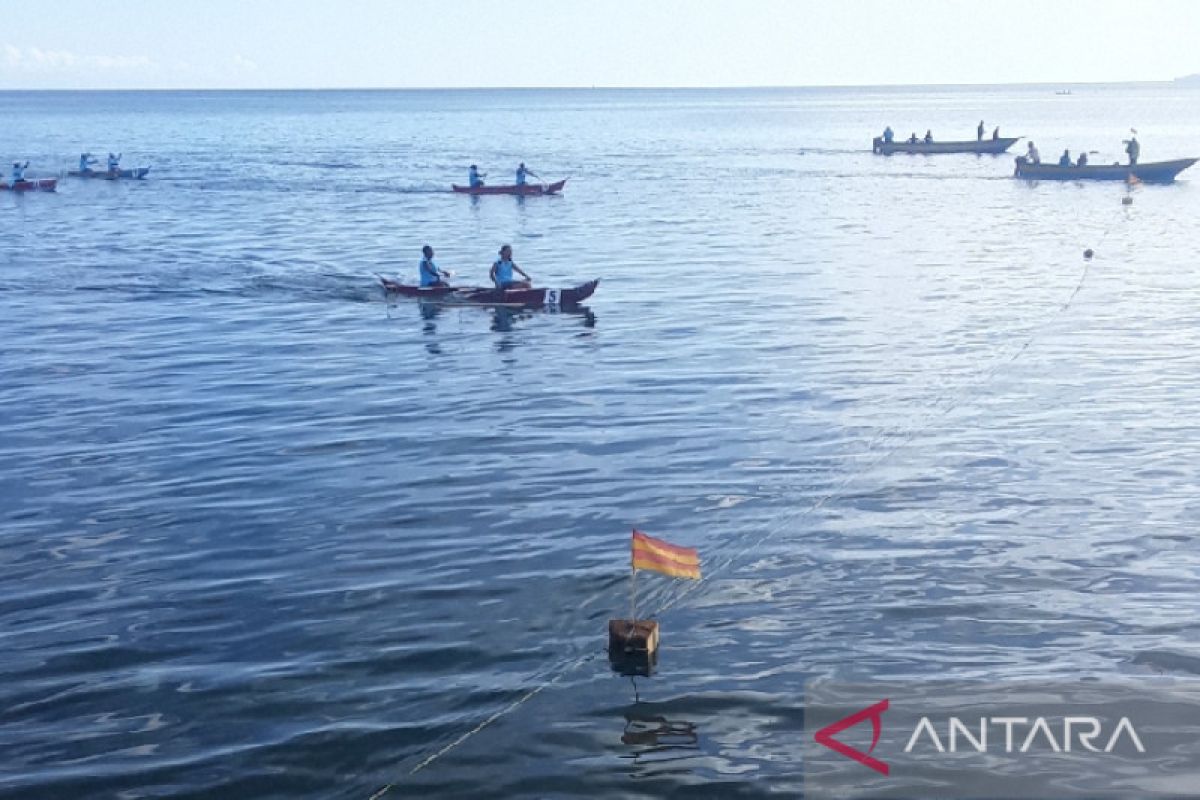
813;699;890;775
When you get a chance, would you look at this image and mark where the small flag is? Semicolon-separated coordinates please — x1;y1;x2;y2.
632;529;701;580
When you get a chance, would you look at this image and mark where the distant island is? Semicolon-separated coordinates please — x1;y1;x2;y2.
1175;73;1200;84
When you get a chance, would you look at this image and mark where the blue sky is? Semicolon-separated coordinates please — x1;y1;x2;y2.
2;0;1198;89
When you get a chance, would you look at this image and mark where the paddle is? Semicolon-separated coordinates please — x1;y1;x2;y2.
372;269;457;289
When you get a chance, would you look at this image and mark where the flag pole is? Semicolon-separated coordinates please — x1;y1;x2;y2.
628;527;638;647
630;564;637;625
629;530;637;644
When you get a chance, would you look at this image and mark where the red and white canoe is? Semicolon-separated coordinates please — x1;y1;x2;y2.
0;177;57;192
451;179;567;196
380;277;597;308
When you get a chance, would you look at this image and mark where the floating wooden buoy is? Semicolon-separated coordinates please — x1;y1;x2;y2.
608;619;660;655
608;619;659;676
607;529;699;674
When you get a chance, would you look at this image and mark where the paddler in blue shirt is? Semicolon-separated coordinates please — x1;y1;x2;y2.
468;164;485;188
79;153;98;173
490;244;532;290
515;163;538;186
882;126;894;143
107;152;122;173
419;245;452;288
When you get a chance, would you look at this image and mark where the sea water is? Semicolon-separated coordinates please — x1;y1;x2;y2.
2;84;1200;798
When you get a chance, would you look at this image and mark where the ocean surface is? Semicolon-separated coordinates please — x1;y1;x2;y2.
3;84;1200;799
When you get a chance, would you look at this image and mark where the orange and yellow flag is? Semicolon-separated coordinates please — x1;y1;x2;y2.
632;529;701;580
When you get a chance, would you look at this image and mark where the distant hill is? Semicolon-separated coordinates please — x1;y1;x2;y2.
1175;73;1200;83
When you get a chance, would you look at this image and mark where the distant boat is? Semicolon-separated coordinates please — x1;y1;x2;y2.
0;177;57;191
451;179;567;195
1056;90;1072;95
67;166;151;180
1013;156;1198;183
873;137;1020;155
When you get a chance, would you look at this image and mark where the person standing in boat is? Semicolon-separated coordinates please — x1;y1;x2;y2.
490;244;532;290
79;153;98;173
883;126;894;144
515;163;539;186
418;245;451;288
1058;149;1072;167
10;161;28;184
1026;141;1041;164
923;130;934;143
468;164;485;188
992;126;1000;140
107;152;122;173
908;132;919;144
977;120;985;141
1077;151;1088;167
1125;136;1140;165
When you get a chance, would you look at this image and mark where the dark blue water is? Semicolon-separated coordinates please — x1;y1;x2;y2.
3;85;1200;798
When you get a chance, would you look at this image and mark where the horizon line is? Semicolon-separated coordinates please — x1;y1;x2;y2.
0;78;1192;93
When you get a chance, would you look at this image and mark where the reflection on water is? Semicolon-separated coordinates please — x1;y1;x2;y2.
386;292;595;356
418;299;443;322
621;708;701;763
419;300;443;354
490;305;525;333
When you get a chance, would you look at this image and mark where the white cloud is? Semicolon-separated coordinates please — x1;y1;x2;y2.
231;54;259;72
1;43;153;73
94;53;154;70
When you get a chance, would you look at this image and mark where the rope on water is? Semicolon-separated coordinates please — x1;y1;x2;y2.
658;236;1102;616
366;648;603;799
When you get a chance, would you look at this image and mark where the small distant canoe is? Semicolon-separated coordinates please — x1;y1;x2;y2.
380;278;598;308
873;137;1020;155
67;167;151;180
451;179;567;196
1014;157;1198;183
0;177;57;192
